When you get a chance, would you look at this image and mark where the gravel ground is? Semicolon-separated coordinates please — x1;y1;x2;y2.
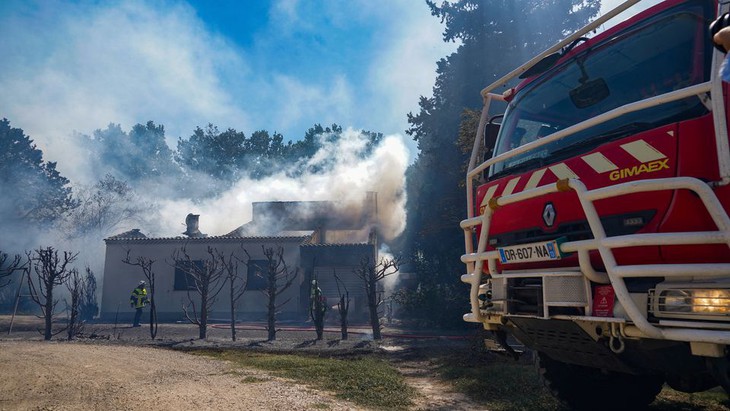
0;316;478;411
0;340;359;411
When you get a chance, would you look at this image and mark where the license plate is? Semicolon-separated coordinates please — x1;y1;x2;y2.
498;238;565;264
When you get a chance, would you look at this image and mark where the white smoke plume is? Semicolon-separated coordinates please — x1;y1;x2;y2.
153;128;409;242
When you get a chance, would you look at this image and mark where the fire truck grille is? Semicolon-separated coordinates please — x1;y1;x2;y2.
498;276;588;317
544;276;588;305
490;210;655;247
507;278;543;316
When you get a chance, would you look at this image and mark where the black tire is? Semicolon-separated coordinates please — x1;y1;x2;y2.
535;351;664;410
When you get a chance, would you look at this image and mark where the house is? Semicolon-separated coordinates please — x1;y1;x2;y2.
100;194;379;323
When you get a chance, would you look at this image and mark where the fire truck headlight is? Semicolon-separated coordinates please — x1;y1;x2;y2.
691;289;730;314
653;286;730;319
658;290;692;313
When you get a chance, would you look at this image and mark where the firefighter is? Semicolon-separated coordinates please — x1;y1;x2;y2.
712;13;730;52
310;280;327;340
710;13;730;81
130;280;148;327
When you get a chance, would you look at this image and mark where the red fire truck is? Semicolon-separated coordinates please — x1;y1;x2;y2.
460;0;730;408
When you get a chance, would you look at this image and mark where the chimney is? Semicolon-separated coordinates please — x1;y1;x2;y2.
182;214;207;238
365;191;378;224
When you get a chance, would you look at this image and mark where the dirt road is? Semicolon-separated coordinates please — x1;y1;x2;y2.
0;341;359;410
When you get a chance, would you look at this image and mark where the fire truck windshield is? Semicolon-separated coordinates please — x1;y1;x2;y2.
490;1;711;178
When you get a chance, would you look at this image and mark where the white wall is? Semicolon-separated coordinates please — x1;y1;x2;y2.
100;237;306;322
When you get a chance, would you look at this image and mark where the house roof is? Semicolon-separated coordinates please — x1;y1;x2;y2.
300;242;372;248
105;232;312;244
106;229;147;240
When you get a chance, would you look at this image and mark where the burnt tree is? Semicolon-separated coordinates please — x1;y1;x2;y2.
0;251;25;289
354;254;400;340
244;246;297;341
334;272;350;340
26;247;78;340
171;246;226;339
122;250;159;339
217;249;246;341
79;267;99;322
65;268;85;340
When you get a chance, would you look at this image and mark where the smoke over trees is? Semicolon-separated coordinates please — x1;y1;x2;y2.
2;116;388;240
401;0;601;327
61;174;154;239
82;121;177;185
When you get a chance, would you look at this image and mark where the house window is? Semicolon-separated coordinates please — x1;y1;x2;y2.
247;260;268;290
174;261;202;291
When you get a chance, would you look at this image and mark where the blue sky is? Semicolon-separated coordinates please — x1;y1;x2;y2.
0;0;456;183
0;0;661;184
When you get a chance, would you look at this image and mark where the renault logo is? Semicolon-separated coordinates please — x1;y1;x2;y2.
542;203;556;227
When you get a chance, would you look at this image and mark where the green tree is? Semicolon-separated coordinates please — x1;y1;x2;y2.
402;0;601;328
246;130;290;179
176;124;247;181
82;121;178;185
127;121;177;181
0;118;75;228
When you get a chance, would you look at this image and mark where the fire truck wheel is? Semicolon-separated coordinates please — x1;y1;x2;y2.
535;351;664;410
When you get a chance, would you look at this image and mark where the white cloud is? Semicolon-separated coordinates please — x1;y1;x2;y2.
0;1;249;183
364;1;458;155
267;0;457;147
269;74;355;134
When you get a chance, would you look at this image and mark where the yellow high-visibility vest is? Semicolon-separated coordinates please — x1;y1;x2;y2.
130;287;148;309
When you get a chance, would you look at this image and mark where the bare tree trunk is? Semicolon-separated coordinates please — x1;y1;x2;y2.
367;281;381;340
230;292;237;342
355;255;399;341
172;246;226;341
199;287;208;339
148;300;158;339
218;250;245;342
339;294;349;340
334;273;349;341
43;286;54;340
244;246;296;342
267;280;276;341
27;247;78;341
66;269;85;340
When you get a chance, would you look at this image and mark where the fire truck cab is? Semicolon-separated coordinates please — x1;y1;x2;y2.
461;0;730;408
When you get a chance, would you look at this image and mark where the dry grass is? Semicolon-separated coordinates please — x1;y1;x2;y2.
197;349;416;409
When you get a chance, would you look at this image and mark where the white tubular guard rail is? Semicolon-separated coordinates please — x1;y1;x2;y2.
460;0;730;345
461;176;730;345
